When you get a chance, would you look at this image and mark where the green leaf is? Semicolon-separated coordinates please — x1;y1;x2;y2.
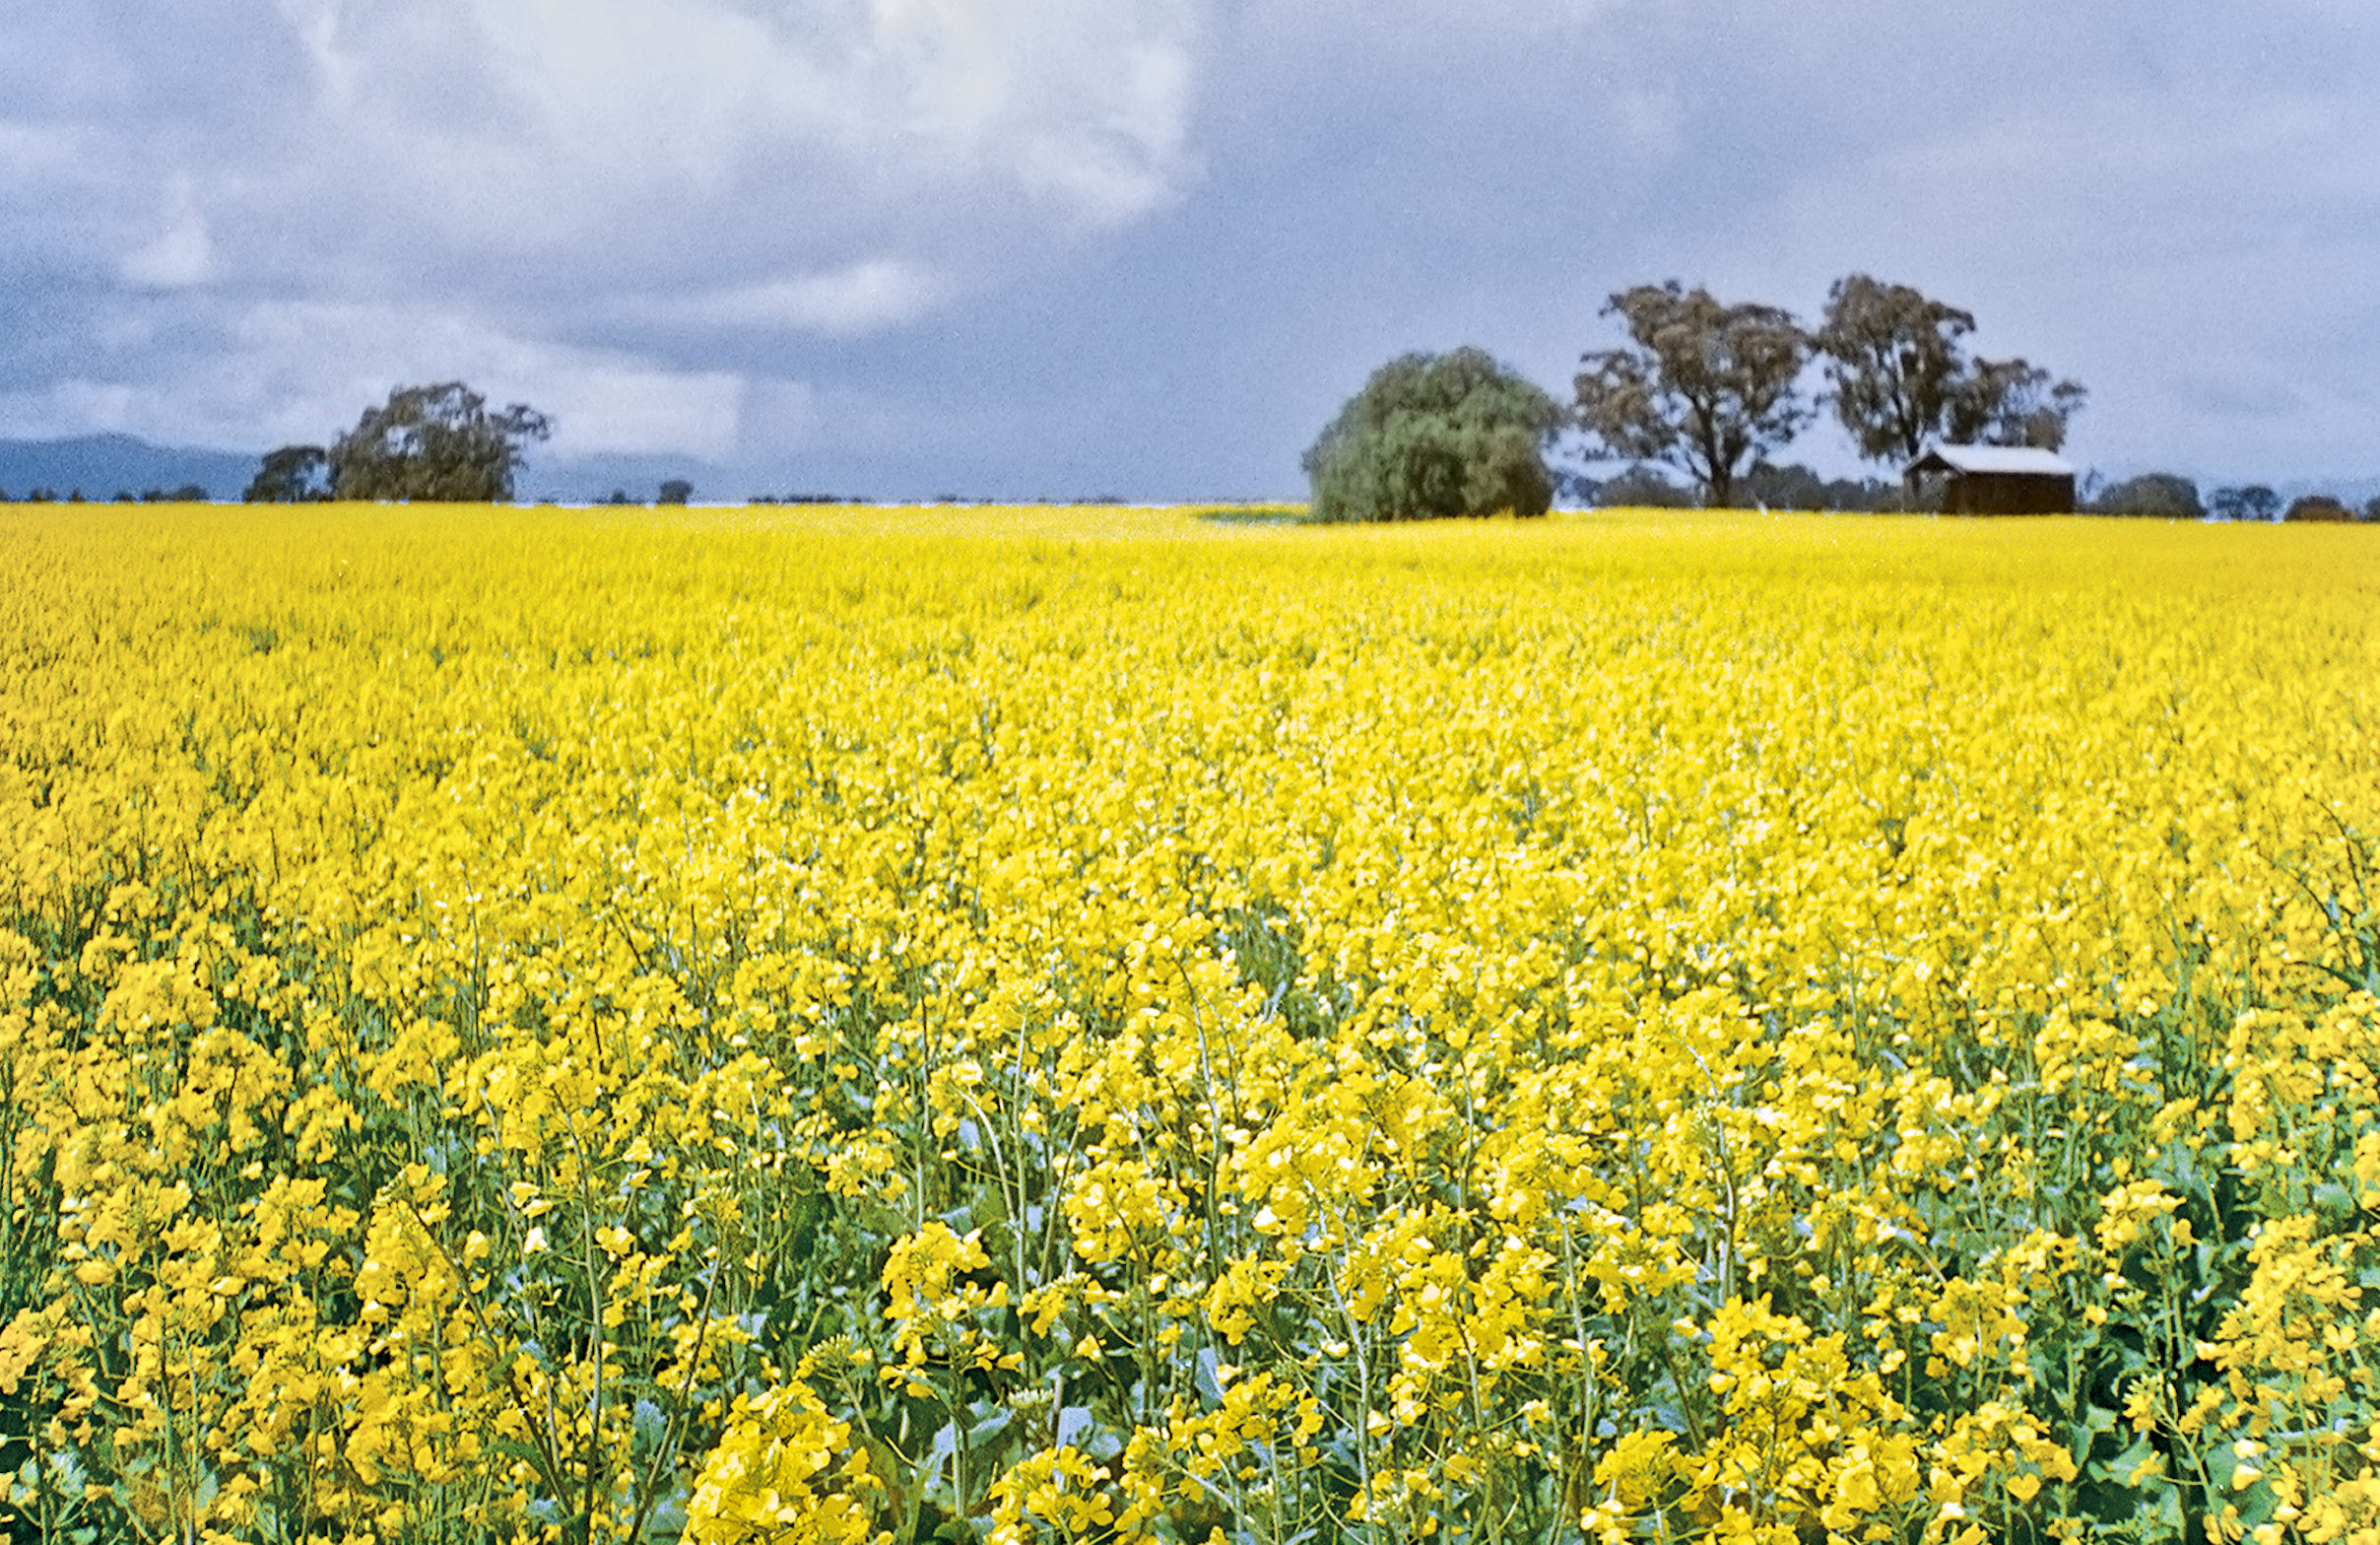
2091;1434;2158;1488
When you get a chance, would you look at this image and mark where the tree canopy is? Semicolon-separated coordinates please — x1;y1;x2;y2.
1573;283;1812;508
2093;472;2203;519
1814;275;1977;465
327;382;553;503
2209;485;2281;522
1302;348;1563;522
242;444;333;503
1816;275;2086;462
2282;494;2355;522
1945;358;2086;452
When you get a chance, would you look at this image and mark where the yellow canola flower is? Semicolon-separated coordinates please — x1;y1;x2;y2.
3;503;2378;1545
687;1382;882;1545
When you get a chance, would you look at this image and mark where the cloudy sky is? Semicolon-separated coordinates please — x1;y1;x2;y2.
2;1;2375;499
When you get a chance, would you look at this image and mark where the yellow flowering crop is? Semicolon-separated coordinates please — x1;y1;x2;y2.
1;502;2376;1545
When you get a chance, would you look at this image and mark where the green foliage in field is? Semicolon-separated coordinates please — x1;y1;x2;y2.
2;506;2377;1545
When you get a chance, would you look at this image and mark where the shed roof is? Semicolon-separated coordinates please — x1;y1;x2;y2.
1904;444;2076;477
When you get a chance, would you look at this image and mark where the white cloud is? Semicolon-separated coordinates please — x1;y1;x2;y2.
642;258;949;335
1607;85;1684;159
220;299;748;459
0;297;745;459
252;0;1203;255
272;0;360;104
0;121;85;185
0;0;1206;455
122;174;214;290
0;379;145;439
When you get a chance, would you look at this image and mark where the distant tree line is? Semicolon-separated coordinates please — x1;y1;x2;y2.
586;480;696;506
2086;475;2368;522
1306;273;2370;521
0;485;211;504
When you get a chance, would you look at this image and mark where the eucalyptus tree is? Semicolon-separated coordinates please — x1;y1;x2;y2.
1573;282;1812;508
242;444;333;502
329;381;553;502
1816;274;2087;459
1946;358;2087;452
1814;274;1976;464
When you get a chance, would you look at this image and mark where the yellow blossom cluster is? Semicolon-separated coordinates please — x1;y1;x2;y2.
1;501;2377;1545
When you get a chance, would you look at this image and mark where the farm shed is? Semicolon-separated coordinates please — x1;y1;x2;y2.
1903;445;2077;515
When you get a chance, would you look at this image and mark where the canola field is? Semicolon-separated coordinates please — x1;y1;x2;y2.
2;503;2378;1545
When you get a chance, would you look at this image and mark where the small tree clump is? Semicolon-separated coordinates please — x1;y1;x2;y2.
2093;473;2203;519
1595;463;1696;508
1303;348;1564;522
1728;460;1906;513
2282;494;2354;522
244;445;334;503
2209;485;2281;522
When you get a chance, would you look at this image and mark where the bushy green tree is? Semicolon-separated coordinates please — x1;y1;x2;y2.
329;381;552;502
1302;348;1563;522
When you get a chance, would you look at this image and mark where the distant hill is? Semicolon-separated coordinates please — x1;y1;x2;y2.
0;436;747;506
0;435;258;502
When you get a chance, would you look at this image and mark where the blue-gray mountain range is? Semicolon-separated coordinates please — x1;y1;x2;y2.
0;436;258;501
0;436;742;504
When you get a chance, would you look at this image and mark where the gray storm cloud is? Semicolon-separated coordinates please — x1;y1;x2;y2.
1;1;2377;494
0;0;1202;457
